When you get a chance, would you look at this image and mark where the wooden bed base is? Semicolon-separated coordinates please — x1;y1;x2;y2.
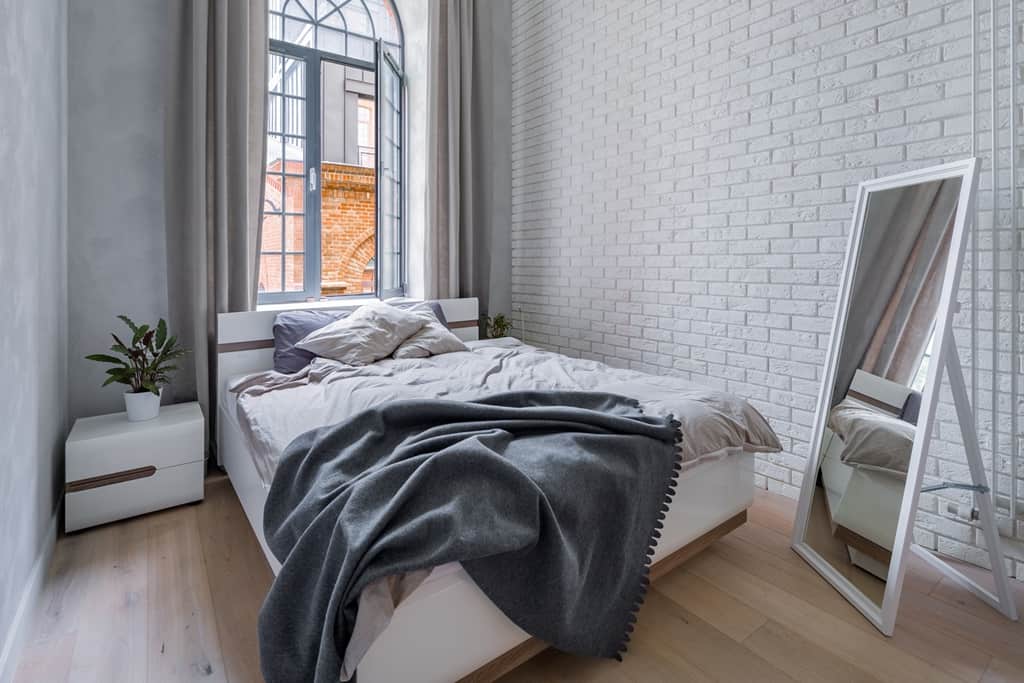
456;509;748;683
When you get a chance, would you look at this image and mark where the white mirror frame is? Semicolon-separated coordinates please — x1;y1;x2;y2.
790;158;987;636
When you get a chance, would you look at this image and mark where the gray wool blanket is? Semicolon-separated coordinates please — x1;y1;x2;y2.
258;391;683;683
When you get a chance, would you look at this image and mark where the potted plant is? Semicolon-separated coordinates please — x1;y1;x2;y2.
486;313;513;339
86;315;187;422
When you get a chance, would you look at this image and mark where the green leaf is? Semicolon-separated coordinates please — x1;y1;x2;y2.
141;380;160;395
111;333;131;353
85;353;125;364
155;319;168;349
117;315;139;335
131;324;150;347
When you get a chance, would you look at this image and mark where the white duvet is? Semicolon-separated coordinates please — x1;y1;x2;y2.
231;338;782;485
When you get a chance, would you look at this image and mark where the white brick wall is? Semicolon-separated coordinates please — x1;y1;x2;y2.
510;0;1024;577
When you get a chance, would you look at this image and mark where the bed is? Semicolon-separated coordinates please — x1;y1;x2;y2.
819;369;916;579
215;297;781;682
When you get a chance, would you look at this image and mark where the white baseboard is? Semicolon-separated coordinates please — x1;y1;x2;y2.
0;508;59;683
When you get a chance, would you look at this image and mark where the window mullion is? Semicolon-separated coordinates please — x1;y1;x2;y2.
306;52;322;300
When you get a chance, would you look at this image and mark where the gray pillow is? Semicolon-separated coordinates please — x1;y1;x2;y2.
828;397;916;474
272;309;353;374
384;298;449;328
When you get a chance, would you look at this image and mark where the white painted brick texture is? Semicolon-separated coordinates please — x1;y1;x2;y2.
510;0;1024;576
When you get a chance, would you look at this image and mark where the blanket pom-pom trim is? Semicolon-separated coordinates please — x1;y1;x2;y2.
612;412;684;661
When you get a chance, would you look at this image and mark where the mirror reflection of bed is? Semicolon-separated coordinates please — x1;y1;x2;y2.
802;176;961;612
806;369;920;607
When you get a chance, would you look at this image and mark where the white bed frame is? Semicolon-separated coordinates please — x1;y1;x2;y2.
215;297;755;682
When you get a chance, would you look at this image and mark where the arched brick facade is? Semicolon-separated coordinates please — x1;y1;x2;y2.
320;163;376;296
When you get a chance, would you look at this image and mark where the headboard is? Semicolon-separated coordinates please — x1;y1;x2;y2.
846;369;914;417
216;297;479;405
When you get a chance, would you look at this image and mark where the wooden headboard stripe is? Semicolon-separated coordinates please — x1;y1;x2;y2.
847;389;903;416
218;339;274;353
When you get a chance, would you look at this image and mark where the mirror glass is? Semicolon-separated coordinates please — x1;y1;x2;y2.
802;176;962;608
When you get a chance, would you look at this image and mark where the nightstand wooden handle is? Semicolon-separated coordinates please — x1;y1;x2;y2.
66;465;157;493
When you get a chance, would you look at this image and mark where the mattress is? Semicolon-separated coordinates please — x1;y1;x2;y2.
230;338;781;485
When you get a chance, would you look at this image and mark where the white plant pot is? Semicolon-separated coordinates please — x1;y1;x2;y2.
124;388;162;422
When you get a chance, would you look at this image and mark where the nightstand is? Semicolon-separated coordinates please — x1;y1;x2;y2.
65;402;205;532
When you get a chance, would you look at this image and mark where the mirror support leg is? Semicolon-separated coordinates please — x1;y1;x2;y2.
910;337;1019;621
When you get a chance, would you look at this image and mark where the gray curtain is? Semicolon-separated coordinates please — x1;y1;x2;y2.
833;178;961;402
425;0;511;321
164;0;267;443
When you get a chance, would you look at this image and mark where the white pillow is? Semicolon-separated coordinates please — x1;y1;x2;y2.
828;396;916;474
295;302;426;365
392;305;470;359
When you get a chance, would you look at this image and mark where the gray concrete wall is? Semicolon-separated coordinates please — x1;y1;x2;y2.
0;0;68;667
67;0;170;420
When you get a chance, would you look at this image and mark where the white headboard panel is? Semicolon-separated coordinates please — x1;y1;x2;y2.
216;297;479;397
847;369;914;416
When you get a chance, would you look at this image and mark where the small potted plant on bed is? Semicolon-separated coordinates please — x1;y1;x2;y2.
86;315;187;422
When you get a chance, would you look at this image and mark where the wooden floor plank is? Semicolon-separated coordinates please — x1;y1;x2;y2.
652;569;768;642
146;506;228;682
684;552;962;683
712;532;992;683
67;519;150;682
195;476;274;683
14;485;1023;683
981;657;1024;683
623;590;796;683
742;619;883;683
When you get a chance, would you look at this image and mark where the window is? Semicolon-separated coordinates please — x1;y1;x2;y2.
260;0;404;303
910;326;936;392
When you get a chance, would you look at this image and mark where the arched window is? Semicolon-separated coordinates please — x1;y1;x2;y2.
260;0;404;302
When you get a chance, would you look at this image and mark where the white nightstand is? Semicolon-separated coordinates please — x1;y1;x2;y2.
65;402;205;532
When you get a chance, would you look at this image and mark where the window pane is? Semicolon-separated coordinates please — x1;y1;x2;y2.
321;26;346;56
284;175;305;213
259;254;284;293
340;2;372;36
284;254;305;292
268;11;283;41
283;58;305;96
319;4;344;30
261;53;310;300
321;60;377;297
261;214;283;251
284;136;304;167
285;215;304;251
284;0;313;20
348;36;373;62
284;16;314;46
377;45;402;294
267;95;283;133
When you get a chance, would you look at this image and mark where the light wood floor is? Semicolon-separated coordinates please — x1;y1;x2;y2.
14;474;1024;683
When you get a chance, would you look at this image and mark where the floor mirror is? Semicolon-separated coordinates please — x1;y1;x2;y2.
791;158;1019;635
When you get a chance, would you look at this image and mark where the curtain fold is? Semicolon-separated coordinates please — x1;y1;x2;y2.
425;0;511;320
164;0;267;448
834;178;961;402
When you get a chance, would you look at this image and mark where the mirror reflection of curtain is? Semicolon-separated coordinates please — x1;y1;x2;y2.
834;179;961;403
